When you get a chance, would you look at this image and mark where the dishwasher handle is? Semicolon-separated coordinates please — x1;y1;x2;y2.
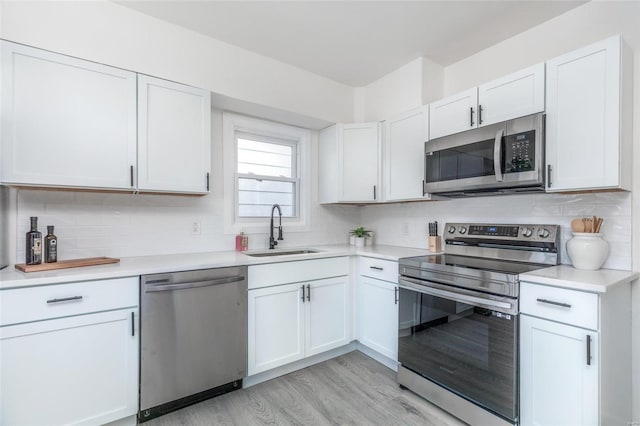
145;275;245;292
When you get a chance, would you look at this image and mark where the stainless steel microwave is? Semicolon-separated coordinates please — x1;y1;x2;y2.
423;113;545;197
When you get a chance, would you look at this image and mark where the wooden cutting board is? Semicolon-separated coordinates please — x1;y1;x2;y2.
15;257;120;273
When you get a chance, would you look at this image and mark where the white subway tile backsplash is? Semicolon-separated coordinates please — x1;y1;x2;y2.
14;188;361;260
13;188;632;271
362;192;632;270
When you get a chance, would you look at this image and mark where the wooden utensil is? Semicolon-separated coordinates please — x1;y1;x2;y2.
571;218;585;232
595;218;603;233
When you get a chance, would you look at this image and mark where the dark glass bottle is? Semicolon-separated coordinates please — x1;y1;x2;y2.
45;225;58;263
26;217;42;265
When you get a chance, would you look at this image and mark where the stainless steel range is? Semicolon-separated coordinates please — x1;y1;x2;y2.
397;223;561;426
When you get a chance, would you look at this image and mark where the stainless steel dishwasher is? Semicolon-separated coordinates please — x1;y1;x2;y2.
139;266;247;422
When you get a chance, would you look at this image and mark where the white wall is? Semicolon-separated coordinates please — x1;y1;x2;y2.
354;57;444;122
0;1;354;125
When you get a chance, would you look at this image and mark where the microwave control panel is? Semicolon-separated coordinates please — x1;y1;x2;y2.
504;130;535;173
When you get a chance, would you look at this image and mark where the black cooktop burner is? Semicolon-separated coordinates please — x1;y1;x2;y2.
403;254;550;276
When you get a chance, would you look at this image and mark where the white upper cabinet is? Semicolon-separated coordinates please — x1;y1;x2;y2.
383;106;430;201
545;35;632;192
0;41;137;190
429;63;545;139
429;88;478;139
478;63;545;126
319;122;380;203
137;75;211;194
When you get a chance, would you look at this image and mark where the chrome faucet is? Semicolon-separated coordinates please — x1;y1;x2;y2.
269;204;284;249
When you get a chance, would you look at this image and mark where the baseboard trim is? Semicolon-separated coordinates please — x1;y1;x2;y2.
244;342;357;388
356;342;398;372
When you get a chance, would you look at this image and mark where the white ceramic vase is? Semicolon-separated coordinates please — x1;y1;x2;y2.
354;237;366;247
566;232;609;270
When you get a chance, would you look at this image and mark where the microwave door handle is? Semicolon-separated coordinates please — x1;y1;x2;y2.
494;128;504;182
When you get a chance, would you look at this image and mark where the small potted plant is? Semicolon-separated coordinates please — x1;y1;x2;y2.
350;227;371;247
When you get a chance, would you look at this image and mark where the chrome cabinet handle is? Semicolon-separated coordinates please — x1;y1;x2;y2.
131;312;135;337
301;285;305;303
394;287;399;305
470;107;474;127
547;164;552;188
47;296;83;304
130;165;134;187
369;266;383;271
422;180;426;197
306;284;311;302
206;172;210;191
373;185;377;201
586;335;592;365
536;298;571;309
479;105;483;125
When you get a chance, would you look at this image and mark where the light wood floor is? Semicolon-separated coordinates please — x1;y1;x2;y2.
146;350;466;426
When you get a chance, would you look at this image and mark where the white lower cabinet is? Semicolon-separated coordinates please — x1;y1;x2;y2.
247;258;350;376
520;315;598;425
357;276;398;360
0;277;139;426
519;279;632;426
305;278;349;357
248;282;305;374
356;257;399;362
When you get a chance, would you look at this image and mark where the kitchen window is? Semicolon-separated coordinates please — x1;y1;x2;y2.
236;134;298;218
223;112;310;234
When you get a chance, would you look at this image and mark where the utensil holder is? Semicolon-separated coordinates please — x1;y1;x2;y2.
566;232;609;270
428;236;441;253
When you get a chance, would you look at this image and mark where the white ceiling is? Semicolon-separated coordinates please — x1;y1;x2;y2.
117;1;585;87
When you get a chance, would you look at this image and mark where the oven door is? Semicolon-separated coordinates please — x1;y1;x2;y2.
398;277;518;424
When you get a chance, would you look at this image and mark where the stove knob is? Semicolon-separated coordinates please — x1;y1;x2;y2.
522;227;533;238
538;228;550;238
448;226;456;234
459;226;467;234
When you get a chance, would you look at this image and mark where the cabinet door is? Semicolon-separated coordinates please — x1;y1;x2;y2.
357;276;398;361
305;276;350;357
339;123;380;202
520;315;598;426
0;41;137;190
383;106;430;201
429;88;478;139
137;75;211;193
545;36;622;192
248;283;304;375
478;63;545;127
1;309;139;426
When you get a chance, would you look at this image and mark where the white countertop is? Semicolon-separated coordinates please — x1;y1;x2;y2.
0;244;431;290
520;265;639;293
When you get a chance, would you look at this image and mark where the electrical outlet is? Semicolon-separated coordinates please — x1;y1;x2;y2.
191;220;201;235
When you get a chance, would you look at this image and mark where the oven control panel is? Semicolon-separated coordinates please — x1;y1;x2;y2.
444;223;559;243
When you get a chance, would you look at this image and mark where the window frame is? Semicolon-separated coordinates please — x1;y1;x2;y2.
223;112;311;235
235;132;299;219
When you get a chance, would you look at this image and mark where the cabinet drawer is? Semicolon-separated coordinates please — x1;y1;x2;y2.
358;257;398;283
1;277;139;326
248;257;349;289
520;282;598;330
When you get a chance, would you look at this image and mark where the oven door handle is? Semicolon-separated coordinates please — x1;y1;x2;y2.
399;276;517;314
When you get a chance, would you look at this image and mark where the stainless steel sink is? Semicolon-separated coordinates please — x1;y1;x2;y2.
245;249;320;257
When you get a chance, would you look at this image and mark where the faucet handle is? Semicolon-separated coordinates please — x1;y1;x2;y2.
278;226;284;241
